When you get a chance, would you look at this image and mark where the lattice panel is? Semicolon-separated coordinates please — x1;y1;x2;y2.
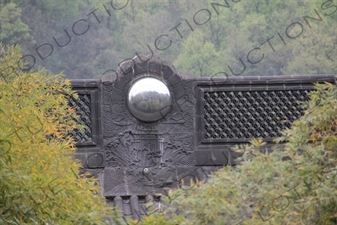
204;90;310;140
68;94;92;143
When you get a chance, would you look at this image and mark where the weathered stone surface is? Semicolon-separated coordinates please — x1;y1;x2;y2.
101;56;196;196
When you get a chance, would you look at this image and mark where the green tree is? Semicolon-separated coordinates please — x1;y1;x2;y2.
0;0;335;78
0;3;35;46
174;30;221;77
2;0;81;18
0;44;120;224
283;23;337;75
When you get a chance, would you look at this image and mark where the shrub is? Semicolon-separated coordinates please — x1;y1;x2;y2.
0;44;120;224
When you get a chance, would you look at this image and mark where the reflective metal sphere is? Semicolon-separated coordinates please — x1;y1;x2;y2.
127;77;172;122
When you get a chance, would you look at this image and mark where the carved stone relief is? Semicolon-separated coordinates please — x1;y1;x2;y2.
101;56;199;196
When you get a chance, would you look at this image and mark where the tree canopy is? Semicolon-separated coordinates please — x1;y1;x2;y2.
0;0;335;78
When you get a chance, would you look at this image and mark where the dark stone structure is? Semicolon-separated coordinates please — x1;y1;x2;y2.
70;55;336;220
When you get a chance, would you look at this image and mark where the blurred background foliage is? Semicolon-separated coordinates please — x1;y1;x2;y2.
0;0;336;78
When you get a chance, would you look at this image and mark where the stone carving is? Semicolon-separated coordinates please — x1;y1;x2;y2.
101;56;197;196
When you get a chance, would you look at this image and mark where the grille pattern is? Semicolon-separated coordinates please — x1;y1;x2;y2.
68;94;92;143
204;90;310;140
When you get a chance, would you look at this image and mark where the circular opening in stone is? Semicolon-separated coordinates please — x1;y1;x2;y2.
127;77;172;122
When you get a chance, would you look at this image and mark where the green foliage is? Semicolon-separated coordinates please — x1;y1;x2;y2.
0;0;336;78
174;30;221;77
0;3;35;46
284;23;336;75
137;212;185;225
139;80;337;224
0;44;121;224
33;0;80;18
